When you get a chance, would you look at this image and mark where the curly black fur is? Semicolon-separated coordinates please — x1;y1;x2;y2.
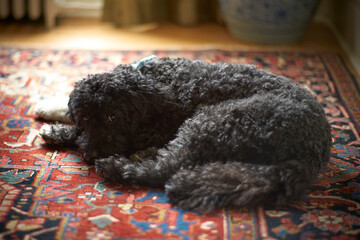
40;57;331;211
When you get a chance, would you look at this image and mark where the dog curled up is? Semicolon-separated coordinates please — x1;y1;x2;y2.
40;57;331;211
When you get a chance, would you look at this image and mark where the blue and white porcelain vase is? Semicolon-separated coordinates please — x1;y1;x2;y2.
218;0;320;44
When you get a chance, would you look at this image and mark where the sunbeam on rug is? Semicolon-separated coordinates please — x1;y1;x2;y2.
0;47;360;239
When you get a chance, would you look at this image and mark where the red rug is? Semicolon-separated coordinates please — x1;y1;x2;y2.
1;47;360;239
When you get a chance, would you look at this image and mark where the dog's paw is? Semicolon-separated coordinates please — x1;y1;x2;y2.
165;182;215;212
95;156;130;182
39;124;61;145
39;124;52;135
165;169;218;212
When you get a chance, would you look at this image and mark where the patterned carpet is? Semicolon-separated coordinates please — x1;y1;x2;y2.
0;47;360;239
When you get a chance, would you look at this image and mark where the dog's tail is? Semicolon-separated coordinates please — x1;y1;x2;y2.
165;159;323;211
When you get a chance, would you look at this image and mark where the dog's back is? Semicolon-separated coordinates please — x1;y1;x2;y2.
140;57;301;108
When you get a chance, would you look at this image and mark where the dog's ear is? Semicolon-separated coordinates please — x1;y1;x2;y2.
109;84;168;129
108;65;167;119
120;90;149;120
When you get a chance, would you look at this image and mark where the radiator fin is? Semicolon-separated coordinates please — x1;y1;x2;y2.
0;0;42;20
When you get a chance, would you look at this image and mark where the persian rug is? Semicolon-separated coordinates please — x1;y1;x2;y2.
0;47;360;240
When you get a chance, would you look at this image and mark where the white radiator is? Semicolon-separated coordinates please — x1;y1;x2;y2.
0;0;58;28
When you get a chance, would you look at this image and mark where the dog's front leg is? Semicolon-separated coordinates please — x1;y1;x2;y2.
95;150;178;188
40;123;81;147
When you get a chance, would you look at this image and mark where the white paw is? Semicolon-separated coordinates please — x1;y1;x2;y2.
39;124;52;136
39;124;60;145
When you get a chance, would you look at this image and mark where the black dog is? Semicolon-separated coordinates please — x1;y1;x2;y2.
40;57;331;211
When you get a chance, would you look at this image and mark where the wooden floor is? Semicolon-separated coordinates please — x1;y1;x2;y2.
0;18;358;77
0;18;341;50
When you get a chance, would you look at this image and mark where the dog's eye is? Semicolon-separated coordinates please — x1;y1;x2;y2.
83;116;89;121
108;115;116;122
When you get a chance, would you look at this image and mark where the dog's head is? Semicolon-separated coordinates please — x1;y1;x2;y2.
68;65;157;160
